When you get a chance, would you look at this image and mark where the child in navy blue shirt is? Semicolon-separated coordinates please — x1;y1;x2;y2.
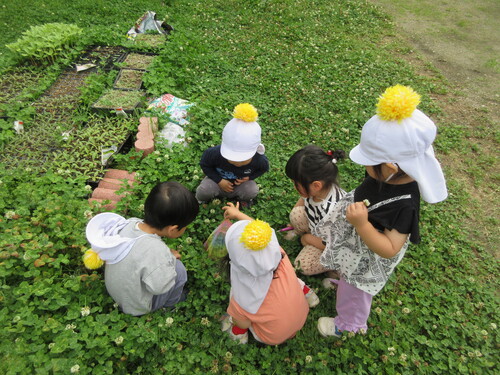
196;104;269;205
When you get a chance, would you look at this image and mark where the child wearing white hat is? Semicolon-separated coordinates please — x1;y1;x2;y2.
195;103;269;207
219;202;316;345
84;181;199;316
314;85;447;338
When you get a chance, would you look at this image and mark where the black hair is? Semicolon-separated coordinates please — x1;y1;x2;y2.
144;181;199;230
285;145;345;195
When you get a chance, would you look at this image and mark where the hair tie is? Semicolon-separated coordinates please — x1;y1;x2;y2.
326;150;337;164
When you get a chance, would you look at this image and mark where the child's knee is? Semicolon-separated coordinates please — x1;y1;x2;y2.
236;180;258;200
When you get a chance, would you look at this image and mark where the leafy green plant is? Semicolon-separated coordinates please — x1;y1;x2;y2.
6;23;83;65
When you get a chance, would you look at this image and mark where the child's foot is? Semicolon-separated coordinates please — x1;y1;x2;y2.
317;317;342;338
322;278;338;290
220;314;248;344
305;288;320;308
228;329;248;344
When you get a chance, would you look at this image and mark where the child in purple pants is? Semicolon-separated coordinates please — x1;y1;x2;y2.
315;85;448;337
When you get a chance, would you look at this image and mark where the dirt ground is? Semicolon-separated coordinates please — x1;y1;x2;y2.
371;0;499;254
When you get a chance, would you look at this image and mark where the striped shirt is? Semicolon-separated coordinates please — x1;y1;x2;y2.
304;185;345;231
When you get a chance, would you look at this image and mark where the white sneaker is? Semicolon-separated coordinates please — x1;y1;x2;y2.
220;314;248;344
322;278;338;290
317;317;342;338
305;289;320;308
228;329;248;344
220;314;233;332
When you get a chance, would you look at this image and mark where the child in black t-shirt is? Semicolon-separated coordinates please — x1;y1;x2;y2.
195;104;269;206
315;85;448;338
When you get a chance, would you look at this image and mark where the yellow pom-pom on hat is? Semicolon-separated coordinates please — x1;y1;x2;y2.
233;103;258;122
240;219;272;251
376;84;421;122
83;249;104;270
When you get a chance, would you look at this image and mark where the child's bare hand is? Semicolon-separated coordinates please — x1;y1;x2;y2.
222;202;241;219
170;249;181;259
346;202;369;228
218;179;234;192
234;177;249;186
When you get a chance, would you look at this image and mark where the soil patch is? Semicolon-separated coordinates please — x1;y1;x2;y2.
371;0;499;255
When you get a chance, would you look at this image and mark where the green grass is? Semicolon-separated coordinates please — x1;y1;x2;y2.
0;0;498;374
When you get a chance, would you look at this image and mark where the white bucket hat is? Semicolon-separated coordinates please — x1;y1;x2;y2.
225;220;282;314
349;85;447;203
86;213;149;264
220;103;265;162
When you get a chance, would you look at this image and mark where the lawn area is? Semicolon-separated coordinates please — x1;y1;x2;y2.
0;0;498;374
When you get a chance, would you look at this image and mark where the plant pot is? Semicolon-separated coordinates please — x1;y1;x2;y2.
113;69;145;91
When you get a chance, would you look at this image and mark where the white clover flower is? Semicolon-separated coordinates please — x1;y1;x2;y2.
165;317;174;326
5;211;16;219
185;237;193;244
70;365;80;373
388;347;396;356
114;336;124;345
186;137;193;143
359;328;367;335
402;307;411;314
397;300;402;305
138;204;145;211
305;355;313;363
48;342;55;349
0;180;2;185
375;307;382;314
25;167;32;172
204;219;210;224
66;323;76;330
213;199;221;205
80;306;90;317
225;351;233;360
490;323;497;330
201;317;210;326
113;303;119;309
84;185;92;191
432;324;437;329
481;330;488;336
84;210;93;220
164;154;169;159
474;350;483;357
210;209;216;214
156;158;162;163
193;174;199;180
399;354;407;361
154;150;161;155
468;277;475;282
347;331;355;338
467;352;475;358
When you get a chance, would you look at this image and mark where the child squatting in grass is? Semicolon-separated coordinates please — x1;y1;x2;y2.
219;202;319;345
84;181;199;316
195;103;269;207
315;85;448;338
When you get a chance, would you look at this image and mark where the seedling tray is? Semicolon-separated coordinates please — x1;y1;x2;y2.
73;45;128;72
121;52;157;71
113;69;145;91
92;89;146;115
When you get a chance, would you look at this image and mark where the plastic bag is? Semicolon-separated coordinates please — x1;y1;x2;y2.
158;122;186;147
146;94;194;126
127;11;168;38
204;219;232;259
